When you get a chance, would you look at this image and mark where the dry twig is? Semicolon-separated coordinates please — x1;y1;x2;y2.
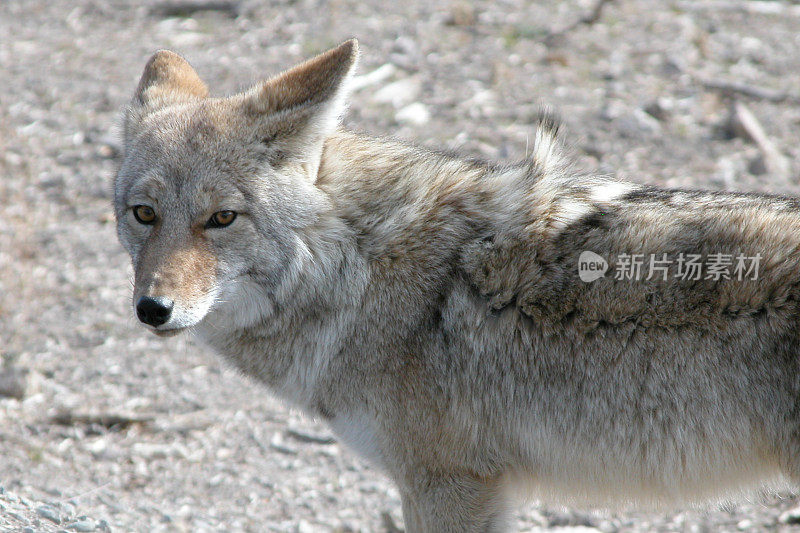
728;101;790;180
701;78;800;105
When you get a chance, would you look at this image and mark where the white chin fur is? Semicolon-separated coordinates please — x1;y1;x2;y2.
197;277;275;335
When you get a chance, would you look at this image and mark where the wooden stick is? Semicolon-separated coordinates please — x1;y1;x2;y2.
701;79;800;105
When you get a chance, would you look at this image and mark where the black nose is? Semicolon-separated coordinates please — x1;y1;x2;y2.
136;296;174;327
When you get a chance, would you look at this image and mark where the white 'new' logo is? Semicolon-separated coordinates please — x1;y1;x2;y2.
578;251;608;282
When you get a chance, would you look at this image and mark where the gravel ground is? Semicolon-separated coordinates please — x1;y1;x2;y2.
4;0;800;531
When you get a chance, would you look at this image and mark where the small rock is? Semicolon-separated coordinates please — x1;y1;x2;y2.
660;55;684;76
462;89;496;118
444;1;476;26
389;36;421;71
269;434;297;455
67;519;96;532
8;511;30;525
395;103;430;126
3;151;23;167
715;154;746;188
215;447;233;460
748;154;767;176
90;134;122;159
644;97;674;121
373;78;421;108
737;519;754;530
350;64;397;92
381;511;402;533
36;505;61;524
779;506;800;524
600;99;626;121
601;50;627;80
97;145;117;159
133;441;194;460
167;31;206;47
616;108;662;138
546;509;597;528
296;520;316;533
0;367;29;400
597;520;619;533
392;36;419;58
85;438;108;456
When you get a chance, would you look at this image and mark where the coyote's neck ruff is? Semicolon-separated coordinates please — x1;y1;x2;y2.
116;40;800;532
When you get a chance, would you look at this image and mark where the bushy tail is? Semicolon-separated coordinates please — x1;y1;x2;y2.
526;108;569;180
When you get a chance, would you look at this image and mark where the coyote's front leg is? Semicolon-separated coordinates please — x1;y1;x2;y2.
401;472;509;533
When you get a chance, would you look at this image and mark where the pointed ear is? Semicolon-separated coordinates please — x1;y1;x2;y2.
124;50;208;142
240;39;359;174
133;50;209;109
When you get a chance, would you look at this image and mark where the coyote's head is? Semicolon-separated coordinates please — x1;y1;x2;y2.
114;40;358;336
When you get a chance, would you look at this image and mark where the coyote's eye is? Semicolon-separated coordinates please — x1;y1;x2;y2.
206;210;237;229
132;205;157;225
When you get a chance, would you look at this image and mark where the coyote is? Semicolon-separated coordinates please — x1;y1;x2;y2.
115;39;800;531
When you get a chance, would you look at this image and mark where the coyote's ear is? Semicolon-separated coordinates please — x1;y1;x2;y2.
241;39;359;178
133;50;209;108
125;51;208;141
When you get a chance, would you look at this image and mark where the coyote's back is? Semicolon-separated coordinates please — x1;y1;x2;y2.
115;40;800;532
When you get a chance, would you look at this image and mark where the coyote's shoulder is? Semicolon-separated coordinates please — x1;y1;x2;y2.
319;126;800;337
116;40;800;531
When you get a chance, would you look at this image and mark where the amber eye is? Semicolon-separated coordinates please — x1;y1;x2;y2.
206;210;237;229
132;205;156;225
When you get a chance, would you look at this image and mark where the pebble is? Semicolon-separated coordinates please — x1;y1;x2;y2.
269;433;298;455
67;518;97;532
296;519;316;533
373;77;422;108
546;509;598;528
350;64;397;92
395;103;431;126
8;511;29;524
85;438;108;456
747;154;767;175
131;442;187;460
36;504;62;524
644;97;674;122
616;108;662;137
0;367;28;400
779;506;800;524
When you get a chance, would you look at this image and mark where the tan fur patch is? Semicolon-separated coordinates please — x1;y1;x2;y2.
136;233;217;305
